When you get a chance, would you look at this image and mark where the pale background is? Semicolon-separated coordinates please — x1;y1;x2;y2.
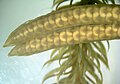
0;0;120;84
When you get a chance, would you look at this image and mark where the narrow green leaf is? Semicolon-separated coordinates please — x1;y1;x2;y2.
101;0;107;4
57;59;72;81
53;0;69;7
57;76;71;83
85;74;96;84
86;43;100;69
93;41;107;57
95;57;100;69
88;43;108;69
96;0;103;4
63;69;72;75
70;0;73;5
50;48;58;59
96;41;107;56
85;57;103;83
43;54;68;68
95;52;109;69
107;40;110;51
88;69;101;84
42;68;59;84
58;47;69;65
87;43;102;73
91;42;108;65
110;0;115;4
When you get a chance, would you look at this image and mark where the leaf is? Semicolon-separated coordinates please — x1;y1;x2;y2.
95;52;109;69
95;0;103;4
57;57;74;82
53;0;69;7
43;54;68;68
107;40;110;51
95;57;100;69
50;48;59;59
87;43;109;69
94;41;107;57
43;47;69;68
42;68;59;84
81;77;88;84
57;76;71;83
70;0;73;5
85;74;96;84
85;56;103;83
86;43;100;68
101;0;108;4
63;69;72;75
87;68;101;84
110;0;115;4
91;42;108;64
58;47;69;65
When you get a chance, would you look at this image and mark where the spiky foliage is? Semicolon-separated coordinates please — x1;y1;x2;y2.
42;0;116;84
43;42;110;84
53;0;115;9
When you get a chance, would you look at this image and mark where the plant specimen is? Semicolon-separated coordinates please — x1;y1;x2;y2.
3;0;120;84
